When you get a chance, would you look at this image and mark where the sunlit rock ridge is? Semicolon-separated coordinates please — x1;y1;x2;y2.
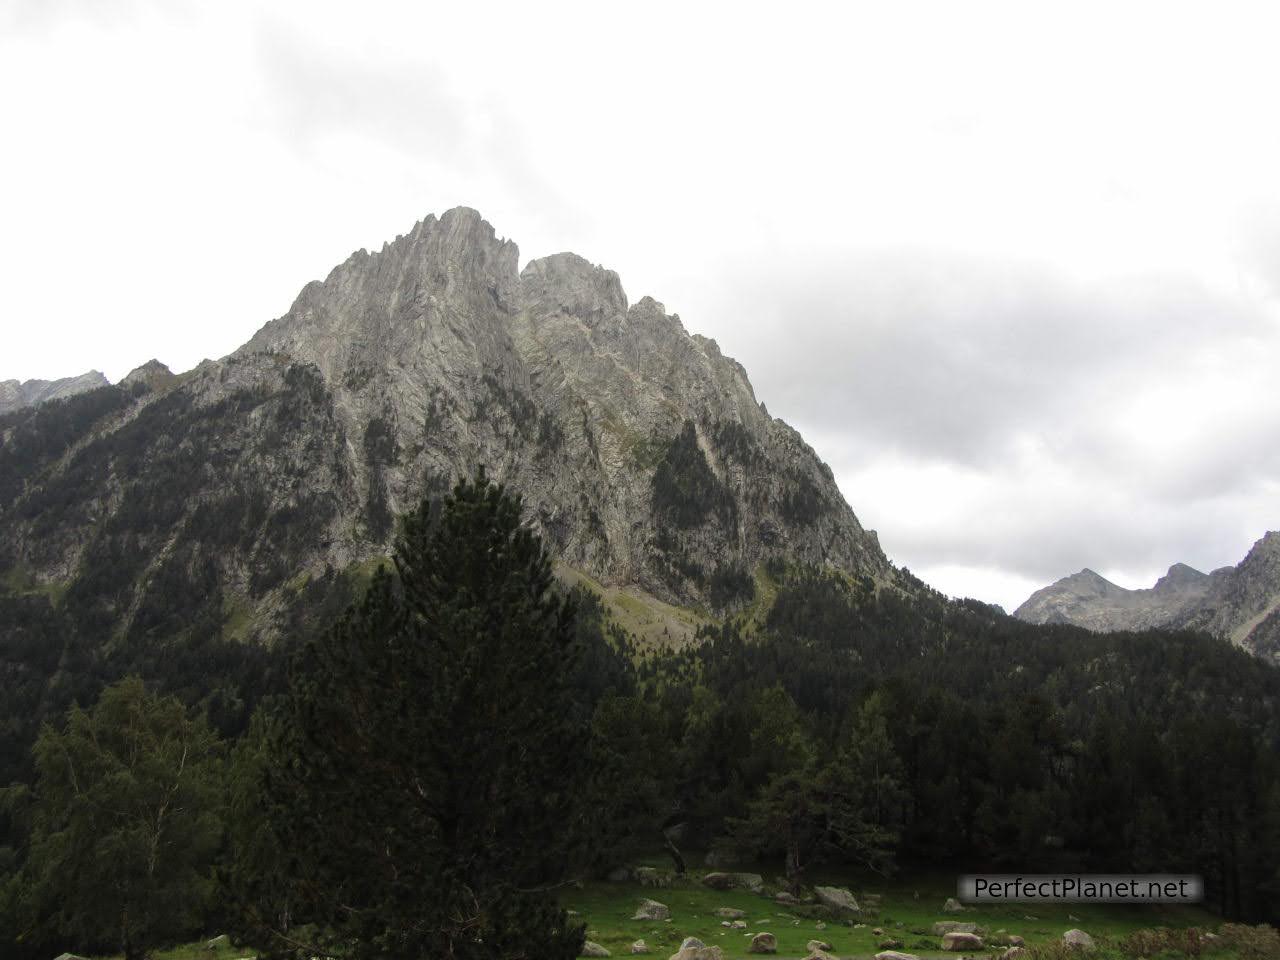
0;207;888;647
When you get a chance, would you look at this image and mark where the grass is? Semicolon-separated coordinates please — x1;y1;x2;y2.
0;562;69;605
561;865;1224;960
94;868;1230;960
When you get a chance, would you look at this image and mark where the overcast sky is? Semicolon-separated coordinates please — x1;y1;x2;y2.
4;0;1279;611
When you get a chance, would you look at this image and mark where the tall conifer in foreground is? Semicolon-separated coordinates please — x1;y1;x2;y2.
255;470;587;960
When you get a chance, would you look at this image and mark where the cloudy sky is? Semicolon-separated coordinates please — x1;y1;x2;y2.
4;0;1279;611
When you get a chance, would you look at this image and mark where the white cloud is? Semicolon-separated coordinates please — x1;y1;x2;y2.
3;0;1280;609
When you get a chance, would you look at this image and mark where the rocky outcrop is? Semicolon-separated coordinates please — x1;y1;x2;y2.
1014;534;1280;661
121;359;176;392
0;207;890;650
0;370;109;414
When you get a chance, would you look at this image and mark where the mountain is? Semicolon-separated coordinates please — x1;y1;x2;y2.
0;207;889;649
1014;533;1280;660
0;370;109;414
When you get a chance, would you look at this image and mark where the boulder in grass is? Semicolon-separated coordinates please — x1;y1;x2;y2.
715;907;747;919
1003;948;1027;960
942;932;984;951
632;941;651;955
633;898;670;921
702;872;765;893
668;942;724;960
933;922;978;936
206;936;231;951
813;885;861;918
582;942;612;958
1063;930;1095;952
944;898;964;913
748;932;777;954
877;953;921;960
879;939;904;950
1008;936;1025;947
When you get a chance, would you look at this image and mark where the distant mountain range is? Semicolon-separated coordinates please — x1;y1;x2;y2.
1014;532;1280;661
0;370;108;414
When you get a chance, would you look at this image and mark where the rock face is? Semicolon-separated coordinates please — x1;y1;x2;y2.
238;208;887;612
0;370;109;414
0;207;889;650
1014;534;1280;661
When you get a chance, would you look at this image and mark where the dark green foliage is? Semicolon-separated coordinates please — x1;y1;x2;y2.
361;414;399;541
361;415;399;466
708;562;755;610
651;421;736;529
710;419;763;466
0;384;139;508
477;372;538;439
17;678;224;960
779;471;829;526
251;471;589;959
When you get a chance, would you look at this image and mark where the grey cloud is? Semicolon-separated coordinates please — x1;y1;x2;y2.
721;250;1269;467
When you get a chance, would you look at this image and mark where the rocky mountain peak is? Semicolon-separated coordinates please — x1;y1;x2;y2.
520;253;628;328
1154;562;1207;591
0;370;110;415
0;206;893;647
121;359;175;391
1018;535;1280;661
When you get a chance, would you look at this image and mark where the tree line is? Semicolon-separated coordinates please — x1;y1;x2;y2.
2;473;1280;959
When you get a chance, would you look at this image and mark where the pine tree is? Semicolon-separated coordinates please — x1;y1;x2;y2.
254;470;588;960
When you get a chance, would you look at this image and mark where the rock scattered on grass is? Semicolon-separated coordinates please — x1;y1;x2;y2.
748;932;777;954
942;932;984;951
1063;930;1095;952
633;898;670;921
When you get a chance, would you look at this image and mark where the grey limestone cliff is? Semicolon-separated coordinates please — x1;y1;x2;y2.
0;207;889;647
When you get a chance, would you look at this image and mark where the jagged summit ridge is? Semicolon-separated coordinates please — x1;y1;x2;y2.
237;206;888;606
0;207;888;648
